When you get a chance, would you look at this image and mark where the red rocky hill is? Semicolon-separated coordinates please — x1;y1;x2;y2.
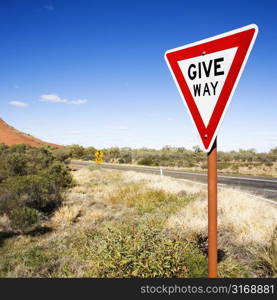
0;118;61;147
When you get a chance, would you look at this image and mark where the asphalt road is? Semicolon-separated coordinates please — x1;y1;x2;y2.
71;161;277;201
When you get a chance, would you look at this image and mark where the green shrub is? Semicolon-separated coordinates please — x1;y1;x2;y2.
137;156;158;166
82;155;93;161
118;153;132;164
9;207;39;231
52;148;71;163
83;146;97;161
85;221;208;277
0;145;56;181
46;161;73;188
217;162;230;170
107;184;191;214
68;144;86;159
24;147;54;173
0;145;73;218
50;144;276;171
184;160;195;168
0;174;64;214
0;184;20;213
5;152;27;177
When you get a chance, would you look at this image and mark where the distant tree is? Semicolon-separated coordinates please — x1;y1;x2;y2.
193;145;202;153
118;153;132;164
176;147;186;153
162;145;172;152
108;147;120;160
69;144;85;159
269;147;277;156
83;146;97;160
52;148;71;162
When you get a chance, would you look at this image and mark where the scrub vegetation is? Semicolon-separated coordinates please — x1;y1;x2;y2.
65;145;277;177
0;165;276;278
0;144;74;233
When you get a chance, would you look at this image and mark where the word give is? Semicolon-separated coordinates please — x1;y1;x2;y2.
187;57;224;97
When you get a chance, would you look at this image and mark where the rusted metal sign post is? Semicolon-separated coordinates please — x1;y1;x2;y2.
208;138;217;277
165;25;258;277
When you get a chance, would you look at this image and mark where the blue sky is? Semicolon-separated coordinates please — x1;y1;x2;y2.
0;0;276;152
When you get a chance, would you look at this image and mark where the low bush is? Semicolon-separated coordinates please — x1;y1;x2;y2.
46;161;74;188
0;144;73;231
52;148;71;163
0;144;54;181
0;174;63;214
85;220;208;277
118;153;132;164
138;156;159;166
217;162;231;170
107;183;191;214
9;207;39;232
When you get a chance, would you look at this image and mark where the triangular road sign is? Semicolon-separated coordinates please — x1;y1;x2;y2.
165;24;258;152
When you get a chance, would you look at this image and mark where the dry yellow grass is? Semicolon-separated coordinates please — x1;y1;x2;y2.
72;167;94;184
166;187;277;255
70;167;277;255
51;205;82;228
72;167;277;275
69;168;277;249
121;171;204;195
50;167;129;231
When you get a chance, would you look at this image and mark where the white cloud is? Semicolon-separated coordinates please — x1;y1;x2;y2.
70;99;88;105
9;101;28;107
40;94;67;103
39;94;88;105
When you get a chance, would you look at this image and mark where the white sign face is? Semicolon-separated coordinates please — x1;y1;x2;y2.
178;47;238;127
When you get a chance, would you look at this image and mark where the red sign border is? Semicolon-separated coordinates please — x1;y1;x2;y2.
165;24;258;152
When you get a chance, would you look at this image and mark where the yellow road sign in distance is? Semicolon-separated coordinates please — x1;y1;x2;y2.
95;150;104;164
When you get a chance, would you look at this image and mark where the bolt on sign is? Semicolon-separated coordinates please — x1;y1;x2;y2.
95;150;104;164
164;24;258;152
